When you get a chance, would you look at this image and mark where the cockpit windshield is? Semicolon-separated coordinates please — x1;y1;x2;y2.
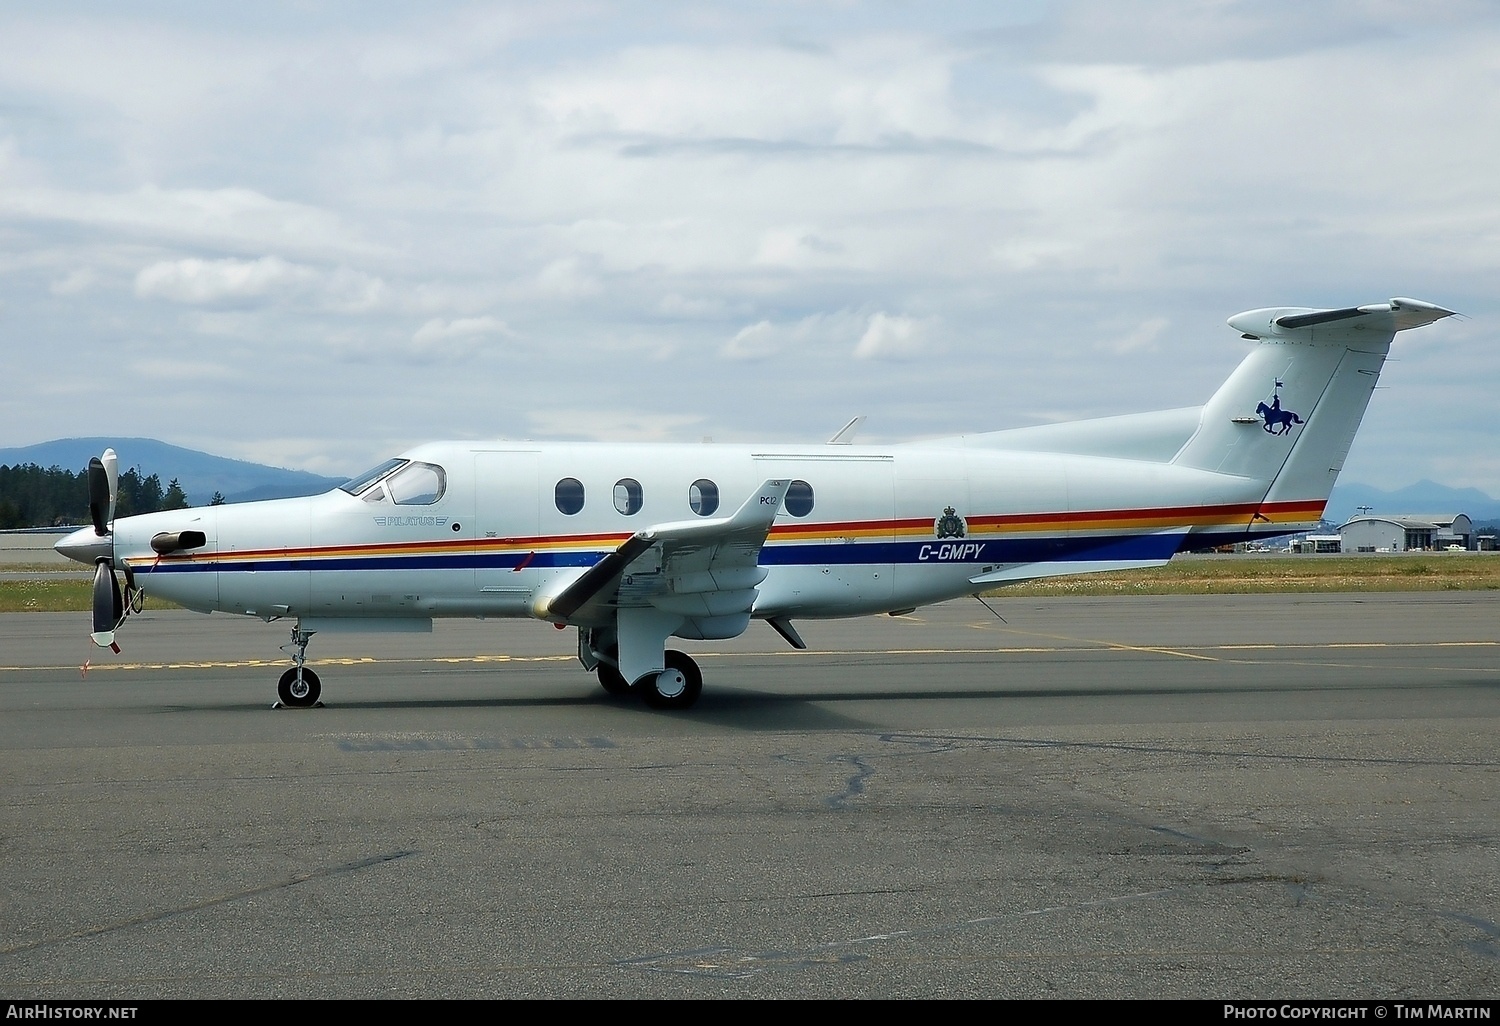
339;457;447;505
386;462;446;504
340;458;407;497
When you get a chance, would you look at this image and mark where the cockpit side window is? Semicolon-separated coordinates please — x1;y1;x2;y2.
341;458;408;497
387;461;447;505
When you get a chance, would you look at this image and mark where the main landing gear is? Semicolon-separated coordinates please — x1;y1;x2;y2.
640;650;703;710
593;644;703;710
275;624;322;708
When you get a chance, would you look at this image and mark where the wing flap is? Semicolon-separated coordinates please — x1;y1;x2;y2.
538;479;792;624
544;533;655;620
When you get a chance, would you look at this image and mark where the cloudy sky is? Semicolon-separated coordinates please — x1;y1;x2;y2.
2;1;1496;493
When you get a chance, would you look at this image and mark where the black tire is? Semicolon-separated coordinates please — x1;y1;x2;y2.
638;650;703;710
596;660;630;697
277;666;322;708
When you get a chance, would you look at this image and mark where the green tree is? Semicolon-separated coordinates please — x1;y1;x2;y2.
163;478;189;509
0;463;87;526
210;491;226;506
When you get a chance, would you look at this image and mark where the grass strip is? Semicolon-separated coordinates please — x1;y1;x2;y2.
998;554;1500;596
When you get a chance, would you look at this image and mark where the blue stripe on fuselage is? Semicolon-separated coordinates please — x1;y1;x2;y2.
134;531;1186;575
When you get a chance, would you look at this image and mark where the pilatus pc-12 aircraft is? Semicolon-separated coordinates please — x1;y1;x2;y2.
57;297;1454;709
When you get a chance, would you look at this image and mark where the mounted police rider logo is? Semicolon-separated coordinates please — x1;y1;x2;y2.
1255;379;1304;435
934;506;967;539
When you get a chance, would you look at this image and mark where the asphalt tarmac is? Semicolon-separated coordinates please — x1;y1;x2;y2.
1;592;1497;999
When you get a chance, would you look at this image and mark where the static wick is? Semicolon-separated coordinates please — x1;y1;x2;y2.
973;594;1008;624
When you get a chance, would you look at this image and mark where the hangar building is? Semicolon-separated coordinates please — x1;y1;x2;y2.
1338;513;1474;552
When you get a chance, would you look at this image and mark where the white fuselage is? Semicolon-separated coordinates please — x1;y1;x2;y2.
108;438;1305;630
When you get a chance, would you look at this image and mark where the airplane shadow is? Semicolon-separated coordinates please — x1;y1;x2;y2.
193;673;1494;734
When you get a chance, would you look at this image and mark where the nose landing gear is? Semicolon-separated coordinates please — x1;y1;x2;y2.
274;624;322;708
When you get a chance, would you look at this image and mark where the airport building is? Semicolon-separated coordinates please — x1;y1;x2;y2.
1337;513;1474;552
1294;534;1345;554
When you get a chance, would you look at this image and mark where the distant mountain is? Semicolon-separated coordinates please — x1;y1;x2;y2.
1328;479;1500;526
0;437;349;506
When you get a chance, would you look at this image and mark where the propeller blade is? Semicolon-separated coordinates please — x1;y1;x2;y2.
88;458;109;536
90;560;122;647
86;449;120;536
102;448;119;528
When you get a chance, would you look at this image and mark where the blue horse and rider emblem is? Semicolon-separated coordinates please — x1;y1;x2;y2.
1255;380;1303;435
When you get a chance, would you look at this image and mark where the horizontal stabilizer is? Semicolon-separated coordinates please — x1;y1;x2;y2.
1229;297;1455;340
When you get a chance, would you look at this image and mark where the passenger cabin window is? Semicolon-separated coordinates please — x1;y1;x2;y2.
555;478;585;515
785;479;814;517
689;479;719;516
614;478;643;515
386;461;446;505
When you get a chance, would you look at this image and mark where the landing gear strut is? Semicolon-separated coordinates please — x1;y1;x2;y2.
276;624;322;708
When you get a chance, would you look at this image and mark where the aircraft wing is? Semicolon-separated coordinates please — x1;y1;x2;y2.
541;479;792;624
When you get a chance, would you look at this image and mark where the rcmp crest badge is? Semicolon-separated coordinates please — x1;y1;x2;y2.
934;506;966;539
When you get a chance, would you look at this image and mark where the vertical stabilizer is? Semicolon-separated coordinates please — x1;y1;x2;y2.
1173;298;1454;523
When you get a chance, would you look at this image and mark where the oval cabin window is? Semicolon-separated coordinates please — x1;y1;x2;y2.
785;480;814;517
689;479;719;516
555;478;585;515
613;478;643;516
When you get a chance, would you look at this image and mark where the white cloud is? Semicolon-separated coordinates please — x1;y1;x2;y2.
526;409;703;443
1100;316;1170;355
126;357;232;383
410;315;514;358
322;267;390;313
854;312;934;360
753;227;845;269
723;320;780;361
133;255;390;312
526;258;602;300
1;185;374;260
722;310;869;362
532;35;972;149
49;267;96;295
134;255;318;304
658;293;740;318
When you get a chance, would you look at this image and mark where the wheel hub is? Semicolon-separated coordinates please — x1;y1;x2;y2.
655;668;688;699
